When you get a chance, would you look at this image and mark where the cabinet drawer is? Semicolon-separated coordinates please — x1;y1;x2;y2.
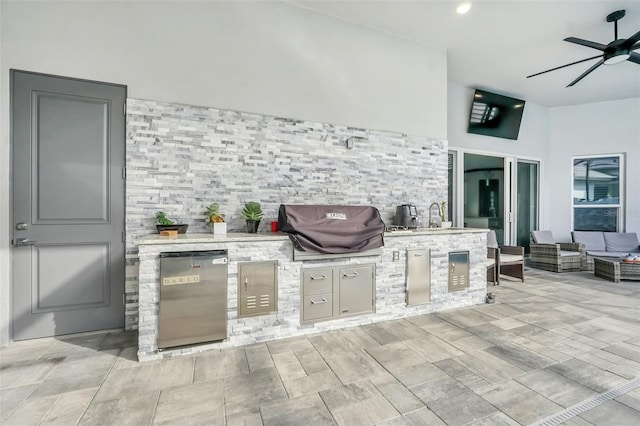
302;268;333;295
302;293;333;321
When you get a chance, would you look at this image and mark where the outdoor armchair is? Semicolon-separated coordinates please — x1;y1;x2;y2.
530;230;582;272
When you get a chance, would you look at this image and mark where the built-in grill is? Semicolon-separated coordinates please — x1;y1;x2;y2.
278;205;385;259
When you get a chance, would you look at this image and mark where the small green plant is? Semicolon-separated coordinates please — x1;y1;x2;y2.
206;203;225;223
439;200;447;222
242;202;263;221
155;211;175;225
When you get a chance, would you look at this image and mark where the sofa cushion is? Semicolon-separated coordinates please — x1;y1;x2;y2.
572;231;606;251
531;230;555;244
559;250;581;257
586;250;624;258
500;253;522;264
603;232;640;253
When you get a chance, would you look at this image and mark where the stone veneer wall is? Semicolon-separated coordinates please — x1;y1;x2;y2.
138;230;486;361
126;98;448;329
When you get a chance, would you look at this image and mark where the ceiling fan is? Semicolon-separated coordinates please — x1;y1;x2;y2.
527;9;640;87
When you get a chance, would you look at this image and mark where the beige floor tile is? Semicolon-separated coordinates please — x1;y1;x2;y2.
3;393;58;426
271;351;307;381
370;374;424;414
40;387;98;425
294;347;329;374
514;369;597;408
79;390;159;425
193;347;248;382
578;400;640;425
320;380;399;426
260;393;334;426
266;336;314;355
153;379;224;425
480;379;563;425
282;369;342;398
376;407;445;425
223;367;287;415
94;357;194;402
410;376;497;426
244;343;274;372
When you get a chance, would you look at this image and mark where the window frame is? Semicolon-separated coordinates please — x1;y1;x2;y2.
571;153;624;232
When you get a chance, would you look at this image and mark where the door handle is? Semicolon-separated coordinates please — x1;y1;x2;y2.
342;271;359;278
13;238;37;247
310;274;327;280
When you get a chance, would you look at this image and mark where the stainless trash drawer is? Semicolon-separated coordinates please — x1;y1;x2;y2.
302;294;333;321
302;268;333;295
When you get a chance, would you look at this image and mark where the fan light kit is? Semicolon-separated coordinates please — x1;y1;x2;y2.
456;2;472;15
527;9;640;87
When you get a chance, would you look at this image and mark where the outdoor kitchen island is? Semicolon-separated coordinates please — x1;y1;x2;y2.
137;228;488;361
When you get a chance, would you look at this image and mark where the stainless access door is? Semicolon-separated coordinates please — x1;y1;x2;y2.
406;249;430;305
11;70;126;340
158;250;228;349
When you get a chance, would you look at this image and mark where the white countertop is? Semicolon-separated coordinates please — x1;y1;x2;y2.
138;232;291;245
138;227;489;245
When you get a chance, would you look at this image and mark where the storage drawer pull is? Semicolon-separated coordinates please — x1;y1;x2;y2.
310;297;328;305
342;271;360;278
310;274;327;280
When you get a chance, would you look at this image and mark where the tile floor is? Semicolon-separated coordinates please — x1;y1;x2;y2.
1;268;639;425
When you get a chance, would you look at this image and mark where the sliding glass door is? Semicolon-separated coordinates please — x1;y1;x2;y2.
457;151;539;249
463;153;505;244
516;160;539;252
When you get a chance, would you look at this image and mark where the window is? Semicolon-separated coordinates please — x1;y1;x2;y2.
572;155;623;232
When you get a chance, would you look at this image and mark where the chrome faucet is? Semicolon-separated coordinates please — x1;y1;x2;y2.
428;202;442;228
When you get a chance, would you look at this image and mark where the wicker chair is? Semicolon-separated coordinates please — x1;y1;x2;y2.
487;246;498;285
530;230;582;272
488;230;524;283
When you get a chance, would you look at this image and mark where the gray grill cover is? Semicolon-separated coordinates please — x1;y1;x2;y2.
278;205;385;254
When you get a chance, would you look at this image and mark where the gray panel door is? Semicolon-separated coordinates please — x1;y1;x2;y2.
11;70;126;340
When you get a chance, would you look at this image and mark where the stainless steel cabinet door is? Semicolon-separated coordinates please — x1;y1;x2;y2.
406;249;430;305
238;261;278;318
338;265;375;317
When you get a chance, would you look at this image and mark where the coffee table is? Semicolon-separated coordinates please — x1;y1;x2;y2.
593;257;640;282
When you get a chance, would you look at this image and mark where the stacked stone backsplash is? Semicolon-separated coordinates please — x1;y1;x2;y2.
125;98;448;329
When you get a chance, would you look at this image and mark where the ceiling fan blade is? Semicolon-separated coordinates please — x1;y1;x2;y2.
631;42;640;51
567;59;605;87
622;30;640;48
628;52;640;64
526;55;601;78
564;37;607;51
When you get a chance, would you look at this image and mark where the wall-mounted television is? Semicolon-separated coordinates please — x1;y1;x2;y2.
467;89;525;140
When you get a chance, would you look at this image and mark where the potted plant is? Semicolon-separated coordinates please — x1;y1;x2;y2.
242;201;263;233
206;203;227;236
155;211;188;234
440;201;452;228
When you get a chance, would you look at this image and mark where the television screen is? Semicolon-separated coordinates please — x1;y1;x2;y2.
467;89;525;140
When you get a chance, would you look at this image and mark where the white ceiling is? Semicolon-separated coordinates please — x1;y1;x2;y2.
291;0;640;107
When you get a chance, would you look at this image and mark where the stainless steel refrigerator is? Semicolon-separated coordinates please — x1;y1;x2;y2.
158;250;228;349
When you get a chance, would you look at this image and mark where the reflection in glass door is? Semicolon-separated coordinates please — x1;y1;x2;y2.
516;161;539;252
463;153;505;244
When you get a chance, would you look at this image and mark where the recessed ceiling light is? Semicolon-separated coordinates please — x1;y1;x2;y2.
457;2;472;15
